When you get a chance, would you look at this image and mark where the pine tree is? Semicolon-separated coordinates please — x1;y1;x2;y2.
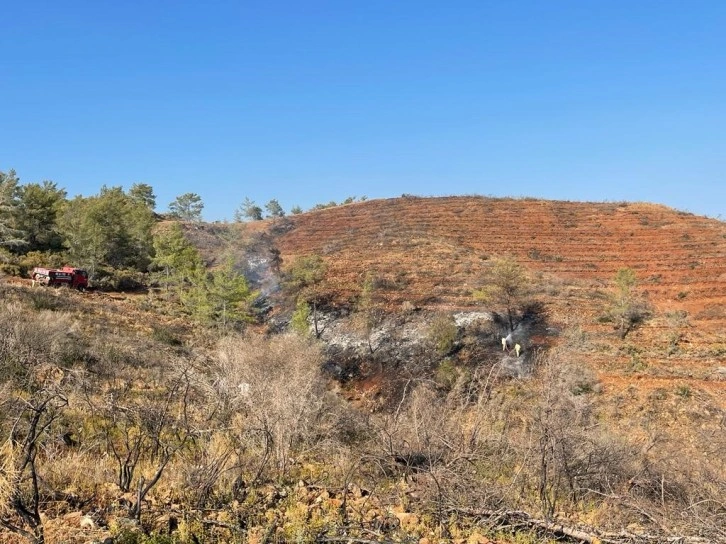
60;186;155;275
291;298;312;336
473;257;530;332
15;181;67;253
0;169;25;249
234;197;263;221
609;267;651;339
151;223;203;292
129;183;156;210
285;255;327;337
168;193;204;221
264;199;285;218
208;258;256;329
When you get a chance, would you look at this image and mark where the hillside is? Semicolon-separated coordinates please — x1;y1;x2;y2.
220;196;724;406
1;195;724;544
276;196;725;314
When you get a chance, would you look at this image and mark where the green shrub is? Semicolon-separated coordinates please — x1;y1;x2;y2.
676;385;691;399
435;358;459;390
93;267;147;291
428;314;458;355
291;299;311;336
0;262;21;276
151;324;183;346
17;250;68;276
627;354;647;373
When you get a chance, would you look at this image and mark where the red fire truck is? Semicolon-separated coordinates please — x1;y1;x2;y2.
31;267;89;290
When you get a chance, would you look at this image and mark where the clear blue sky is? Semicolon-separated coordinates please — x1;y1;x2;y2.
2;1;725;220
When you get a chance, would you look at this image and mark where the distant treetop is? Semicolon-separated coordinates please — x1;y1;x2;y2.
234;197;263;221
169;193;204;222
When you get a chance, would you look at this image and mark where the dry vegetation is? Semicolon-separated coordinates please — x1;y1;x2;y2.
272;196;726;405
1;196;725;544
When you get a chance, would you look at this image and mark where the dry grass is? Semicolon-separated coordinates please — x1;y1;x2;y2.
0;196;724;542
0;441;18;519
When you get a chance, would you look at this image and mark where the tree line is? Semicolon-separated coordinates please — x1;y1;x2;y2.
0;170;258;328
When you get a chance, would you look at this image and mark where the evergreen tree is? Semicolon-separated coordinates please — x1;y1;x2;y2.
60;186;155;276
179;266;214;322
234;197;263;221
0;169;25;249
290;298;312;336
151;223;203;292
609;267;651;339
15;181;67;253
285;255;327;337
473;257;530;332
152;227;255;327
208;258;256;328
60;196;104;276
129;183;156;210
178;258;256;327
264;199;285;218
168;193;204;221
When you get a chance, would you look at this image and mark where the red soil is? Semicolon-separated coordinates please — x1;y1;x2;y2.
270;196;726;406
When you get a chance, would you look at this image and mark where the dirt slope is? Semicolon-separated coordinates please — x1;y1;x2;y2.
269;196;726;405
275;197;723;308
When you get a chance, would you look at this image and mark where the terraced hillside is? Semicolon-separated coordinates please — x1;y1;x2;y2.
268;196;726;406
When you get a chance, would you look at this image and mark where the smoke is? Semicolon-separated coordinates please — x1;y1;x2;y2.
244;254;280;298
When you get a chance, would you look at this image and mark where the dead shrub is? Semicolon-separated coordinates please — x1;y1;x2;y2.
40;448;115;504
211;333;327;480
527;348;633;519
0;304;82;382
175;432;235;508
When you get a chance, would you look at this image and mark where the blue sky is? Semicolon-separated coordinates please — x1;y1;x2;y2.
1;1;725;220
